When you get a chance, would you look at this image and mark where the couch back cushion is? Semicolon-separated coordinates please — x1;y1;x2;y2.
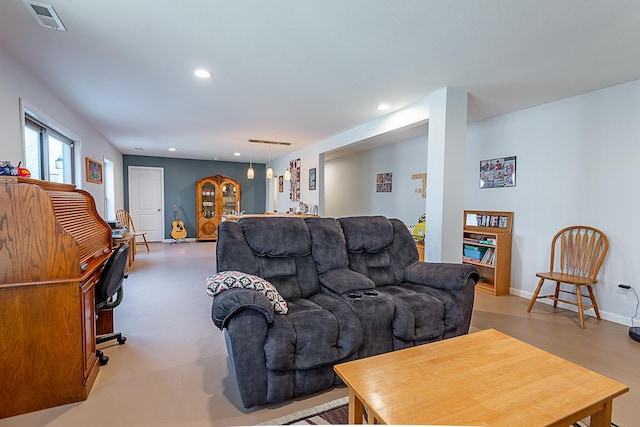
241;217;311;256
304;217;349;274
239;217;320;299
338;216;396;286
217;221;260;275
388;218;420;272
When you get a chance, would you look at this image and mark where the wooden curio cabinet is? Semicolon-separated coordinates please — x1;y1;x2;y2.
196;175;240;241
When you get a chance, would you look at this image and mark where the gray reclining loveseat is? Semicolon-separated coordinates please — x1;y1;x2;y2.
210;215;479;408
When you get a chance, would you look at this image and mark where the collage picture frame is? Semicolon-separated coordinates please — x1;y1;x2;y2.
480;156;516;189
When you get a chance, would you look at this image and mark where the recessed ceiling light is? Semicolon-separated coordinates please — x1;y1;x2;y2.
168;147;176;152
134;147;143;151
194;69;212;79
234;152;241;157
378;103;390;111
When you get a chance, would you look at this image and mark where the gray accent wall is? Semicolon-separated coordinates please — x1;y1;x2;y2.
123;155;266;239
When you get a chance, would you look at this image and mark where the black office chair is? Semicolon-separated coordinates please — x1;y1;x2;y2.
95;243;129;366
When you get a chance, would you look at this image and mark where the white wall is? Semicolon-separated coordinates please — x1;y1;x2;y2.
272;79;640;327
270;99;430;215
465;79;640;326
0;47;123;218
325;136;428;226
324;152;369;218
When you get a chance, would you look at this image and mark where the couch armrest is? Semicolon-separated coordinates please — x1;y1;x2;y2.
404;262;480;291
211;288;274;330
319;268;375;294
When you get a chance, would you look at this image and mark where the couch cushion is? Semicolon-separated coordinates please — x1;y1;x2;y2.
339;216;393;252
305;217;349;273
376;285;445;343
388;218;420;282
264;298;340;370
318;268;375;294
339;216;396;286
240;217;311;257
216;221;260;275
258;254;320;299
346;252;395;286
401;283;462;334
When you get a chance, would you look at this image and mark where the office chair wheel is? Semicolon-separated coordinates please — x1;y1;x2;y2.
97;350;109;366
117;336;127;345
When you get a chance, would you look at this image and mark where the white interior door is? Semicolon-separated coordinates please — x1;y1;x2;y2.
128;166;164;242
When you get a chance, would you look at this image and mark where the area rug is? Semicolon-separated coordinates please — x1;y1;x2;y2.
257;397;622;426
257;397;349;425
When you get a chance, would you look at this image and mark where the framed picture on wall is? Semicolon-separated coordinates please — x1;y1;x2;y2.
376;172;392;192
85;157;103;184
278;175;284;192
290;158;301;201
480;156;516;188
309;168;316;190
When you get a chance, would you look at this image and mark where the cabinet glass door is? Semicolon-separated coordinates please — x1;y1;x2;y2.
222;182;238;215
202;182;216;218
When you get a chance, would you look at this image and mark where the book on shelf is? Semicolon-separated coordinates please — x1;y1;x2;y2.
479;247;495;265
463;236;496;245
463;244;484;260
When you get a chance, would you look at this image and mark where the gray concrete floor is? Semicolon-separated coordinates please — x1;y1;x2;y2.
1;241;637;426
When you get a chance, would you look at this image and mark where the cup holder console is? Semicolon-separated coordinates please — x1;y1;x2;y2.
346;290;380;299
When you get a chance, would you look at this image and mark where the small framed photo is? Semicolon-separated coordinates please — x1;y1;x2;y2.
85;157;103;184
278;175;284;193
480;156;516;188
376;172;392;192
309;168;316;190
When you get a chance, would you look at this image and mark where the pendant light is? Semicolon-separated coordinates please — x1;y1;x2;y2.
247;141;254;179
266;144;273;179
283;144;291;180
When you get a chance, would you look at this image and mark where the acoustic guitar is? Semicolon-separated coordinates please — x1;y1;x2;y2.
171;203;188;240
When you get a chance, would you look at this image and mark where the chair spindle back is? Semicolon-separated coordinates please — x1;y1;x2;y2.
551;226;608;280
116;209;134;232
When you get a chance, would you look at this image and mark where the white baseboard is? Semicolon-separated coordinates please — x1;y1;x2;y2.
161;237;198;243
510;288;632;327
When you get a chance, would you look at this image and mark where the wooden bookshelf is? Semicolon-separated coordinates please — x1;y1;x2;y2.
463;210;513;296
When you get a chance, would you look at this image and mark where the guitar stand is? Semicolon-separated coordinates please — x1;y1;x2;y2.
170;238;187;244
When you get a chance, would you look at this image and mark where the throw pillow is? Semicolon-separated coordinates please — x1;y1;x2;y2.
206;271;288;314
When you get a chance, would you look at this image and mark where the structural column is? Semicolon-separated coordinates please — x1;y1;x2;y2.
425;87;468;262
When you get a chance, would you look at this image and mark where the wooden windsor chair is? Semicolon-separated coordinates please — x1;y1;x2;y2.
115;209;150;252
527;225;608;328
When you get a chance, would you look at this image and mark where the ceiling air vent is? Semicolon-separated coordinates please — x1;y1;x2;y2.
24;1;66;31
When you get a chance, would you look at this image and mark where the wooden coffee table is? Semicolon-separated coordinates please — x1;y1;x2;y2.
334;329;628;426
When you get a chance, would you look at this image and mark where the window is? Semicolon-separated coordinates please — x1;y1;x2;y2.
24;115;75;183
103;158;115;221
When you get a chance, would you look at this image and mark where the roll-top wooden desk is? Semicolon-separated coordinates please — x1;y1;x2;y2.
0;176;112;418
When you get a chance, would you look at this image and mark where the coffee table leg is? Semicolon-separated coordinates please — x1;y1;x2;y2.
348;389;365;424
589;399;613;427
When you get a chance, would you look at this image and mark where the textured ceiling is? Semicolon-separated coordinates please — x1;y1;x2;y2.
1;1;640;162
